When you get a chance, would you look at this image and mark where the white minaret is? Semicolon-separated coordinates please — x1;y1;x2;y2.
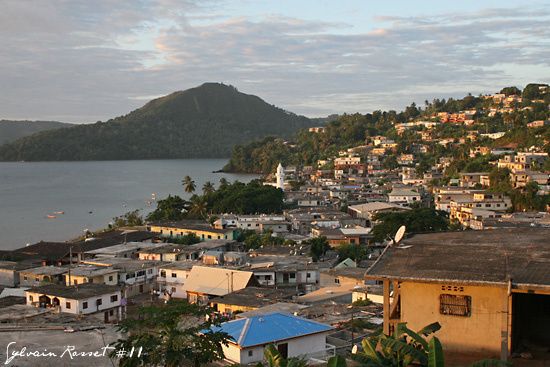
276;162;285;190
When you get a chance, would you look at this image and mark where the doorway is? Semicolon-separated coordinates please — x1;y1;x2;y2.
277;343;288;359
511;293;550;358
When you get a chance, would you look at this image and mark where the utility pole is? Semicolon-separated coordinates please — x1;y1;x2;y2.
68;246;72;286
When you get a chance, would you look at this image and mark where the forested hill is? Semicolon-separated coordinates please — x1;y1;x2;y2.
224;83;550;173
0;120;73;146
0;83;314;161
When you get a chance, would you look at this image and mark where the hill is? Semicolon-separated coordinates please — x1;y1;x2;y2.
0;120;73;146
0;83;313;161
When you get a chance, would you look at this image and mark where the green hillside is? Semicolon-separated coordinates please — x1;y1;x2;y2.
0;83;313;161
0;120;73;146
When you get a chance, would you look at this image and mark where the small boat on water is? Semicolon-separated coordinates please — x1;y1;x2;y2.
53;211;65;215
46;215;57;219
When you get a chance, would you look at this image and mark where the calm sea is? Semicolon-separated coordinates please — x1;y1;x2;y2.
0;159;257;250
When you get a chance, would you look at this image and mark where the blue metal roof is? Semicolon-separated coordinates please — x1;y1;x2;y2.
209;312;332;348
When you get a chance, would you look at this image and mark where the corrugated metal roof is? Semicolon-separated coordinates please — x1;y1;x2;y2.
365;229;550;289
210;313;332;347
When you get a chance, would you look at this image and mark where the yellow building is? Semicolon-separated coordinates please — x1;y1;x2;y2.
64;266;118;286
365;229;550;364
148;221;235;241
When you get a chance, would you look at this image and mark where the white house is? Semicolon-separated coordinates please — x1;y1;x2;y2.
209;313;333;364
156;262;194;299
25;283;122;322
387;188;421;206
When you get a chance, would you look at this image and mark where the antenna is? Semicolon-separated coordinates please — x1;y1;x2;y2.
394;225;406;245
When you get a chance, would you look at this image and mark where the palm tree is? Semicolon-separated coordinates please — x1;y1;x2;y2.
219;177;229;188
182;175;196;194
203;181;215;195
189;196;208;219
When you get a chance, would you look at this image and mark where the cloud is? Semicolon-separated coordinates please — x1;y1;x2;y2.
0;1;549;122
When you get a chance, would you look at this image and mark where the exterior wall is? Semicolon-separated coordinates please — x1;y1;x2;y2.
214;302;256;314
157;268;191;299
222;333;328;364
26;290;122;316
150;225;234;240
20;273;65;287
399;282;506;355
254;271;275;286
0;269;18;287
65;272;118;286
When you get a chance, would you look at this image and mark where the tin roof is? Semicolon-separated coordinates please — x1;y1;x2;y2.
209;313;332;347
365;229;550;290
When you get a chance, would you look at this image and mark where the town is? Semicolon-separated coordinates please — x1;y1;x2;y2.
0;84;549;366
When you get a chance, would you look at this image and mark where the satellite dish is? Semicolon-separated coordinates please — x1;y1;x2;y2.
352;345;358;354
394;225;406;245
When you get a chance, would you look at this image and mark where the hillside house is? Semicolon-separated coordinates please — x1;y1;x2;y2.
209;313;334;364
365;229;550;363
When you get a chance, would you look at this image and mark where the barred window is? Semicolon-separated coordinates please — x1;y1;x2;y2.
440;294;471;317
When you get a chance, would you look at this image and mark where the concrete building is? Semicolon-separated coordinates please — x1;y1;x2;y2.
365;229;550;363
157;262;194;299
209;313;333;364
25;283;122;322
19;266;67;287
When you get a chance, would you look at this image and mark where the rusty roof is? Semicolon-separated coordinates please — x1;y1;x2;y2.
365;229;550;290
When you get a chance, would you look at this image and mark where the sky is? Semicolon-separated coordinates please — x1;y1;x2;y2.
1;0;550;123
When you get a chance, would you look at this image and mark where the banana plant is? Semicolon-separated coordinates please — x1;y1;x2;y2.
351;322;444;367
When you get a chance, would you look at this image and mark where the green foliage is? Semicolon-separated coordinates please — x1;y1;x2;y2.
163;233;201;246
111;210;144;228
201;180;284;214
306;236;330;261
111;300;230;367
225;112;397;173
146;195;188;221
352;322;442;367
522;83;549;101
372;208;449;242
260;344;308;367
0;83;313;161
337;243;369;261
352;299;373;307
0;120;73;146
148;180;284;222
499;86;521;96
327;355;348;367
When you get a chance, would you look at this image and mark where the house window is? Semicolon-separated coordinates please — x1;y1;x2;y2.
171;287;177;293
171;273;177;278
29;295;33;302
35;277;39;282
148;269;152;274
110;295;118;302
108;276;113;282
289;273;295;279
248;350;253;357
207;235;212;239
306;272;311;278
440;294;471;317
66;302;71;309
160;270;166;278
74;279;78;285
335;278;340;284
96;299;103;306
83;302;88;309
23;276;28;281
